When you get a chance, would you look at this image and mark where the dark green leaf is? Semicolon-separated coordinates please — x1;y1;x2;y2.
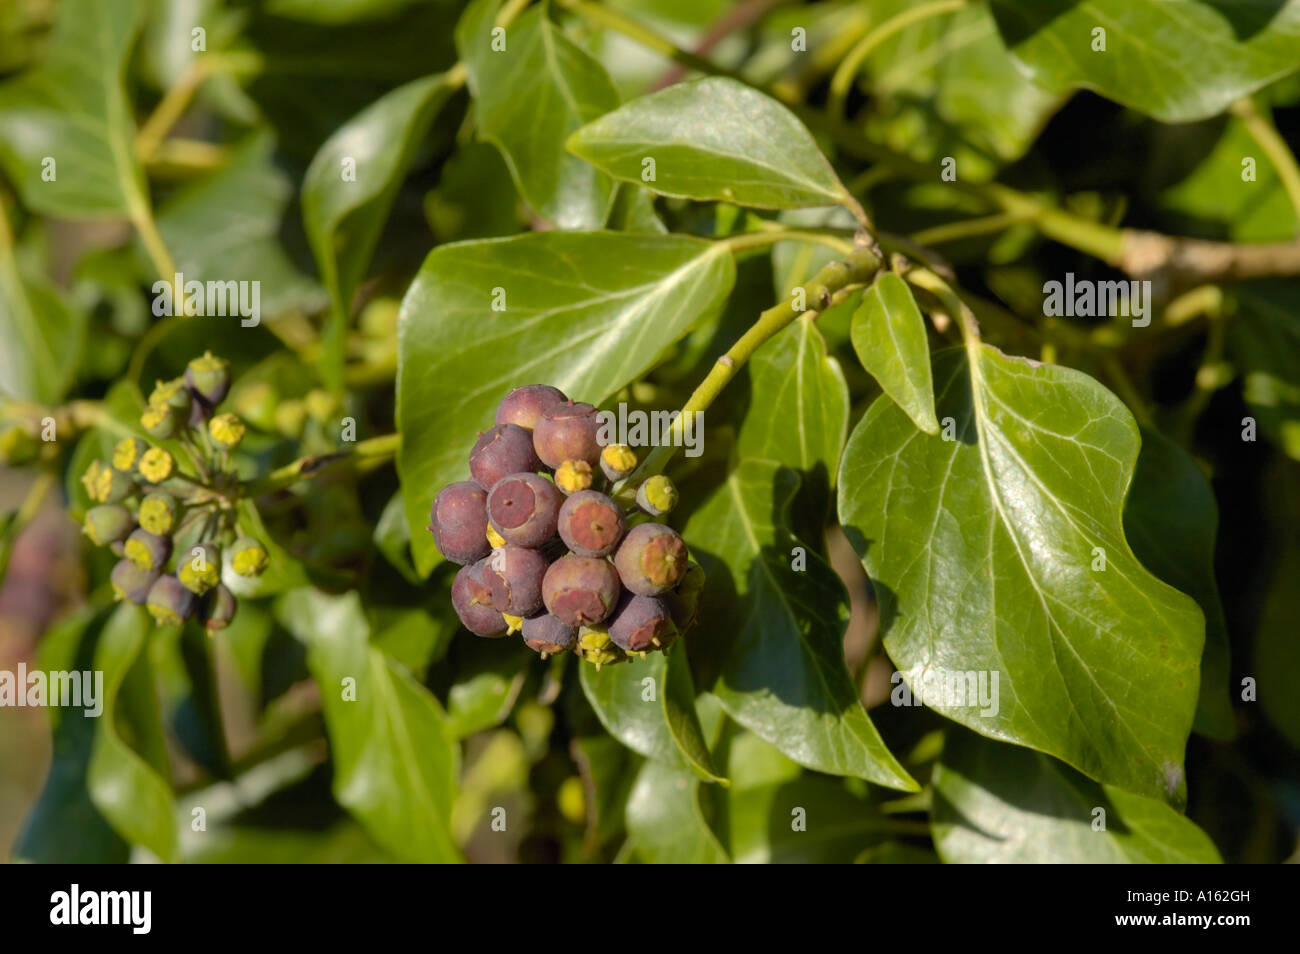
624;759;729;863
851;273;940;435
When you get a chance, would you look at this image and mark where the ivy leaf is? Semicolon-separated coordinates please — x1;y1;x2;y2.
397;231;735;575
850;273;940;436
302;72;459;390
87;603;179;863
933;729;1222;863
684;459;917;791
579;645;724;783
624;759;729;863
281;588;461;862
456;0;619;229
0;0;147;218
1124;429;1233;739
1230;282;1300;460
157;132;326;320
989;0;1300;123
440;636;531;739
1256;460;1300;749
839;347;1205;806
568;77;855;213
0;242;85;403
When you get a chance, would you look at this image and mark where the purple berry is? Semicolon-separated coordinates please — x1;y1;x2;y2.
429;481;491;565
452;563;508;637
607;592;676;653
520;613;578;655
541;554;622;626
614;523;689;595
557;490;625;558
470;423;542;491
495;385;568;430
532;402;602;469
487;472;561;547
482;546;549;616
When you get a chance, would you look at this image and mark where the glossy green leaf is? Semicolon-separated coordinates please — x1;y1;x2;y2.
1124;429;1233;739
568;77;853;212
442;637;531;739
729;775;889;864
457;0;619;229
624;759;729;863
0;0;147;217
302;72;458;390
684;459;917;791
0;243;85;403
933;729;1222;863
579;645;724;783
1230;282;1300;460
990;0;1300;123
158;132;325;320
839;347;1205;805
851;273;940;435
281;588;461;862
397;230;735;575
87;603;179;862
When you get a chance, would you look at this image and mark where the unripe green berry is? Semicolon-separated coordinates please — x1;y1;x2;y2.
204;584;237;633
555;459;594;495
84;504;135;547
82;459;135;503
123;528;172;572
146;575;199;626
600;444;637;482
636;474;679;516
149;378;193;414
141;402;180;440
112;437;148;474
138;493;179;536
185;351;231;407
178;543;222;595
208;413;246;448
230;537;270;577
138;447;175;483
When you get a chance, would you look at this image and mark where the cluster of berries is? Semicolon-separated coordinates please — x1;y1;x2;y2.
430;385;703;669
80;352;269;630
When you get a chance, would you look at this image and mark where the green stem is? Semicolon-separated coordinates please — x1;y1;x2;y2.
828;0;966;120
622;242;883;491
910;211;1031;247
721;227;856;256
245;432;400;496
1232;97;1300;227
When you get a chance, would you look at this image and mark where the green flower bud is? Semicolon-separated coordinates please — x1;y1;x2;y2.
112;437;148;474
600;444;637;482
178;543;222;595
231;537;269;577
1;423;41;465
84;504;135;547
204;584;237;633
146;575;199;626
185;351;231;407
138;447;175;484
83;459;135;503
208;413;245;448
123;528;172;572
574;625;627;671
149;377;193;414
140;402;180;440
636;474;678;517
138;493;179;536
555;459;594;495
111;559;160;605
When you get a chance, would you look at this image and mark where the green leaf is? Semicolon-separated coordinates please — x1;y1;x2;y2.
0;0;147;218
87;603;179;862
568;77;853;212
839;347;1205;805
0;238;86;403
266;0;426;24
859;0;1066;182
457;0;620;229
850;273;940;435
1255;460;1300;749
684;459;917;791
933;729;1222;863
728;775;890;864
302;72;459;390
397;230;735;575
442;637;531;739
624;759;729;863
281;587;461;862
157;132;325;320
1123;429;1233;739
989;0;1300;123
579;645;724;783
1230;282;1300;460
